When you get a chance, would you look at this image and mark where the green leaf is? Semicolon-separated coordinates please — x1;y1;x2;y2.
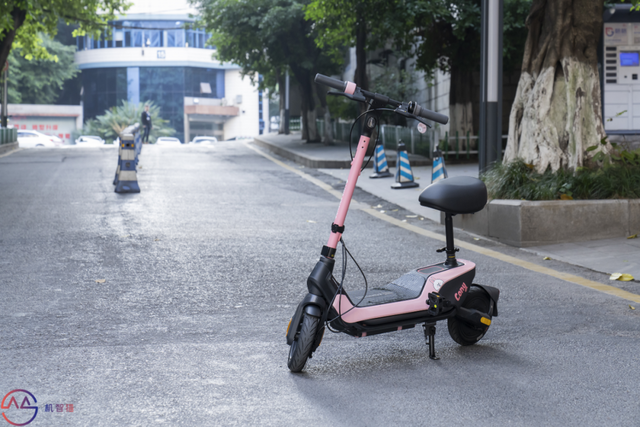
8;33;78;104
586;145;598;152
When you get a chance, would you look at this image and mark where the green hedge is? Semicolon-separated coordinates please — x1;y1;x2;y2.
0;127;17;145
483;159;640;200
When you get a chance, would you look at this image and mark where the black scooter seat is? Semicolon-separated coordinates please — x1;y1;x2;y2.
419;176;487;214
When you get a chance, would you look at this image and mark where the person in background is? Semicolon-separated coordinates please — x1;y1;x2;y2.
141;105;152;143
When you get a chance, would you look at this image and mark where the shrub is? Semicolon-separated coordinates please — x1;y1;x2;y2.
482;158;640;200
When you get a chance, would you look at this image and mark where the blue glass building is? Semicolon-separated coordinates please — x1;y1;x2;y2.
75;4;264;141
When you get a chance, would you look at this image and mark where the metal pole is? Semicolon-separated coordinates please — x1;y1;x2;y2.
284;70;290;135
1;65;8;128
479;0;503;173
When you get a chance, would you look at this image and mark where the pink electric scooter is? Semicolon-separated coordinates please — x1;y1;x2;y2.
286;74;500;372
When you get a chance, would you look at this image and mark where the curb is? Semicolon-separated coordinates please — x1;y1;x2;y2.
253;136;433;169
0;142;19;156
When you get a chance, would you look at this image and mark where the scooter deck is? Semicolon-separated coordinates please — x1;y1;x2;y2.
346;264;449;307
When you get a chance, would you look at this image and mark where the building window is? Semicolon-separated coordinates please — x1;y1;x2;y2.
166;30;185;47
78;21;215;50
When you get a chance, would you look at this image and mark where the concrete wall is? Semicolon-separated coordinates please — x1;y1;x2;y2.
445;199;640;247
223;69;260;140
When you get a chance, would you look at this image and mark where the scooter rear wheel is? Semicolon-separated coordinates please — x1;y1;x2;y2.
287;313;319;373
448;287;493;346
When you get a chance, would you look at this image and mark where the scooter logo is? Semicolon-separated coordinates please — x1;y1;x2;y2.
454;283;468;301
1;390;38;426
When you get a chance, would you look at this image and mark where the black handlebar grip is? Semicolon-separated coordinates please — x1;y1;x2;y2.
315;73;347;92
409;101;449;125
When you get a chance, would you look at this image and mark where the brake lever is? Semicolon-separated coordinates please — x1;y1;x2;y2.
394;106;432;129
327;90;367;103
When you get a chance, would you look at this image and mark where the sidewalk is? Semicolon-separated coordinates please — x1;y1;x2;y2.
252;132;434;169
253;133;640;280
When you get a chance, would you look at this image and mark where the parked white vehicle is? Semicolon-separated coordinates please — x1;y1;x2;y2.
47;134;65;146
155;137;182;146
75;135;105;146
17;130;57;148
189;136;218;145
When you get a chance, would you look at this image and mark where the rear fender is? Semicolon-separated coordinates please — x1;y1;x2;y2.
471;284;500;316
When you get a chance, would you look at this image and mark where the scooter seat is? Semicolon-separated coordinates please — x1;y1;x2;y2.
418;176;487;214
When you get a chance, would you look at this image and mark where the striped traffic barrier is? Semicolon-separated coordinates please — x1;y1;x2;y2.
369;138;393;179
113;137;121;185
120;123;141;164
114;134;140;193
391;141;419;189
431;149;448;183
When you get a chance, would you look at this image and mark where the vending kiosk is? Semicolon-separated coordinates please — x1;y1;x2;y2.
602;5;640;133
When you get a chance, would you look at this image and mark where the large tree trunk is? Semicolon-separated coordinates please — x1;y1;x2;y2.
315;83;333;144
449;64;474;149
277;71;286;134
293;69;319;142
0;8;27;74
354;19;368;115
504;0;606;173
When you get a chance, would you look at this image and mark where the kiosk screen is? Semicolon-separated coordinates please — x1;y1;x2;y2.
620;52;639;67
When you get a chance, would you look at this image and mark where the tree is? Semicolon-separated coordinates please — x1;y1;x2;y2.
503;0;606;173
7;33;78;104
83;101;175;144
370;66;418;125
410;0;530;137
305;0;410;98
0;0;128;71
196;0;339;142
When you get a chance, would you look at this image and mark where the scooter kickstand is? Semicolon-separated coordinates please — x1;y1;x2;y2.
423;323;440;360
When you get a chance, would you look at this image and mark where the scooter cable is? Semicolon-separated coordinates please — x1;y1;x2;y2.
348;108;397;172
326;237;370;332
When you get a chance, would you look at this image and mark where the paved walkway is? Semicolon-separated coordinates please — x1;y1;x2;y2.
253;133;640;281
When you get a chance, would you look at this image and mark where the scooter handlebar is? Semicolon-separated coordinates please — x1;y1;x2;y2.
408;101;449;125
315;73;449;125
314;73;347;92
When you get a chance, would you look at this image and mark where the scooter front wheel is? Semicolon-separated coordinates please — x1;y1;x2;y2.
448;287;493;346
287;313;319;373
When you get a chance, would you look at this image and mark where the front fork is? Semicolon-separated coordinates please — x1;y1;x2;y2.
286;256;336;347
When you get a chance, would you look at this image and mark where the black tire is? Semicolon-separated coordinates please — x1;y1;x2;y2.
448;287;493;346
287;313;319;373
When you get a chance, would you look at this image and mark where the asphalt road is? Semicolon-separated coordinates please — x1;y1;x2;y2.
0;143;639;426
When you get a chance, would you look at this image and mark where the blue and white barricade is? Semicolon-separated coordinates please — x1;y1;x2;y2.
431;150;448;183
391;141;419;189
370;139;393;179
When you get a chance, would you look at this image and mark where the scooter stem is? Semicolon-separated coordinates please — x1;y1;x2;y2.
323;113;378;254
326;133;371;250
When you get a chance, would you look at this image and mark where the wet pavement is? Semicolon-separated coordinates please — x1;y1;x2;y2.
0;143;639;426
256;133;640;281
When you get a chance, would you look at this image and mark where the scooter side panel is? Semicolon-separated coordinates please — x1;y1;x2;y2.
332;260;476;324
